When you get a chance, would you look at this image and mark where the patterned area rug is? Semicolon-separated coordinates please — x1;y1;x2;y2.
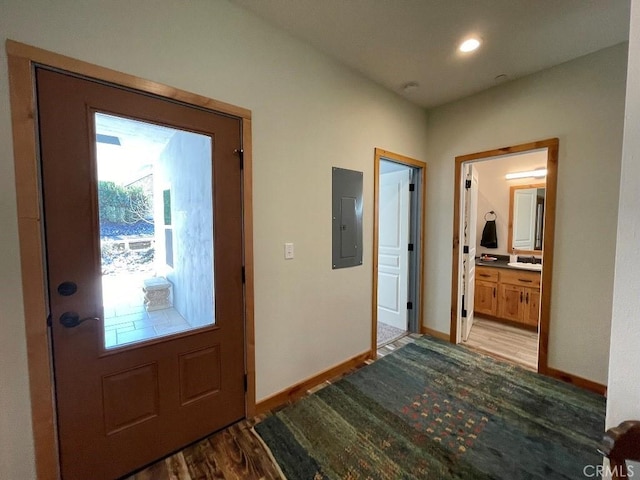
254;337;605;479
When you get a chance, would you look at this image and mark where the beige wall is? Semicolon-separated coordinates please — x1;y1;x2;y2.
606;1;640;429
423;43;627;385
0;1;429;477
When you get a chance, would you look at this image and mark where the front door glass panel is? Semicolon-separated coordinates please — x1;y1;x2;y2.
96;112;215;349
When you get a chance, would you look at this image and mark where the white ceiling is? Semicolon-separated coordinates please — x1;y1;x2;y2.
95;112;176;184
232;0;630;108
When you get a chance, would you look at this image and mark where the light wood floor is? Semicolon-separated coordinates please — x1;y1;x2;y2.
463;316;538;370
127;334;418;479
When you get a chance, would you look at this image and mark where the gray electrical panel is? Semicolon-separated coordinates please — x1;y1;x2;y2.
332;167;363;269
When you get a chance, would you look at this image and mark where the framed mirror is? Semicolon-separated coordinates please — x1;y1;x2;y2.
508;183;545;254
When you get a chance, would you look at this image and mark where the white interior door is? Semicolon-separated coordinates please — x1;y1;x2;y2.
378;168;411;330
462;164;479;341
513;187;538;250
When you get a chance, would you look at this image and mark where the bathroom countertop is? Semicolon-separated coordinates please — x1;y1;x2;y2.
475;258;542;272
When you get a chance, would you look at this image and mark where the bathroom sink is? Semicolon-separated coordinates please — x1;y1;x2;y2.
507;262;542;271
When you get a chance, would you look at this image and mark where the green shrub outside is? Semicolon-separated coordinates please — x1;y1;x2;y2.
98;181;152;224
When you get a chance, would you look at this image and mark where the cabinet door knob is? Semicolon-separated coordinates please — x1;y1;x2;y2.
526;292;529;304
493;287;496;298
520;292;523;302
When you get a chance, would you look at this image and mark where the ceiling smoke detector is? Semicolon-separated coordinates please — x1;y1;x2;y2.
402;82;419;93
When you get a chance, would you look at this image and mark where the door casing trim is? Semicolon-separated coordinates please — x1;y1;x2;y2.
372;148;427;356
6;39;255;480
449;138;559;376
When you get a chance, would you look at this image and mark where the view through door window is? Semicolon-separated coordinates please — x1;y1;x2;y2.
96;113;215;349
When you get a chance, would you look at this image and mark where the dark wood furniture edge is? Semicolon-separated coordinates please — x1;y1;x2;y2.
599;420;640;479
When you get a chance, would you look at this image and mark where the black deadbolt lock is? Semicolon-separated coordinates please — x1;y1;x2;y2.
57;282;78;296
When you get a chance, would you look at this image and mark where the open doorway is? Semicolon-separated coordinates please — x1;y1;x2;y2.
450;139;558;373
372;149;426;351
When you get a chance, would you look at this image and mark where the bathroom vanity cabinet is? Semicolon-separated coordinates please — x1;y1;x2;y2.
474;268;499;317
474;265;540;329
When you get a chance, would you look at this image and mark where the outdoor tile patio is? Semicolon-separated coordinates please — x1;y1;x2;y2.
102;273;194;348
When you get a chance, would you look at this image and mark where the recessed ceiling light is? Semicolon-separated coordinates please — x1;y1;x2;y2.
459;38;481;53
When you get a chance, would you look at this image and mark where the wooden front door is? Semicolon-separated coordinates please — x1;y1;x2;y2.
37;68;246;479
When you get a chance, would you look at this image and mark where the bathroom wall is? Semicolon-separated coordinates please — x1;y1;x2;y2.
473;150;548;257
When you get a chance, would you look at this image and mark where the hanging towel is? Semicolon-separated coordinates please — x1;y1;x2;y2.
480;220;498;248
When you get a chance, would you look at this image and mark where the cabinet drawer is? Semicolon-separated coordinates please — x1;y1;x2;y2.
500;268;541;288
476;266;499;282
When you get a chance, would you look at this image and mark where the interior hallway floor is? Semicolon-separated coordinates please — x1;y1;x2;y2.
127;334;420;479
377;320;406;346
462;316;538;370
126;330;545;479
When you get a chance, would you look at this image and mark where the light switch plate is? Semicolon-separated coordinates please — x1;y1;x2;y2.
284;242;294;259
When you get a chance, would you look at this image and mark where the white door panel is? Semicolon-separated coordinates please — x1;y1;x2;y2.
513;188;538;250
378;168;411;330
378;272;400;311
379;254;400;267
462;164;479;341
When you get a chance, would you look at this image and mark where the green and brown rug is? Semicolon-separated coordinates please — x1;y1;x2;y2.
254;337;605;479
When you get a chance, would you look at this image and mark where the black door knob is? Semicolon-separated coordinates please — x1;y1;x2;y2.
59;312;99;328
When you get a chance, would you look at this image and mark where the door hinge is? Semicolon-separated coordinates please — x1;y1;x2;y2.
462;309;467;318
235;149;244;170
241;266;246;283
408;243;414;252
409;183;415;192
407;301;413;310
463;245;469;254
461;294;467;317
465;179;471;189
243;374;248;392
